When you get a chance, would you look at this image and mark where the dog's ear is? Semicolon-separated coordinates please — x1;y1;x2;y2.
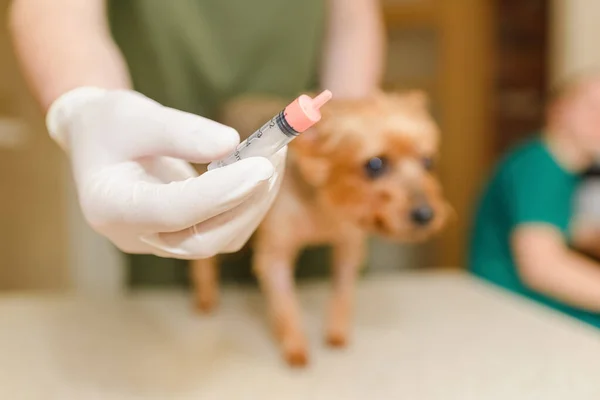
292;125;319;151
294;153;331;187
290;126;331;186
394;90;430;110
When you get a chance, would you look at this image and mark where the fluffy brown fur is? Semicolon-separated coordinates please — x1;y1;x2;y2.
191;91;450;366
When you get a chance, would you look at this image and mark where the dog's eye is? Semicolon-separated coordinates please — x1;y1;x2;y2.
422;157;434;170
364;156;388;178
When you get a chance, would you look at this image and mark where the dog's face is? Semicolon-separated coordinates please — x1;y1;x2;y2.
290;91;449;241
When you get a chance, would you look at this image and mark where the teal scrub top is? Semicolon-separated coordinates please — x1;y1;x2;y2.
469;137;600;328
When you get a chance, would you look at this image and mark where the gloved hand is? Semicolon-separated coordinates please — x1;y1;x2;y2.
47;87;285;259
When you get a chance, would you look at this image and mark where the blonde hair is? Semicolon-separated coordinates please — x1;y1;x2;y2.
547;70;600;108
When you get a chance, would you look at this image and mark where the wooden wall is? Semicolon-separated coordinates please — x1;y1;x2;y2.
494;0;549;155
0;0;69;290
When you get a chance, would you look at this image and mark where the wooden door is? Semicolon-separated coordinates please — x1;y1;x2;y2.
0;1;70;290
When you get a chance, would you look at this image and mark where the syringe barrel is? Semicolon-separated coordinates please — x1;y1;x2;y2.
208;110;297;170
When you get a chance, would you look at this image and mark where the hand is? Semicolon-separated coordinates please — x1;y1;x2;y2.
47;87;286;259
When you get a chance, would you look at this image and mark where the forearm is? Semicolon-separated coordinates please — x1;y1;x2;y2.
520;249;600;312
9;0;131;111
321;0;386;98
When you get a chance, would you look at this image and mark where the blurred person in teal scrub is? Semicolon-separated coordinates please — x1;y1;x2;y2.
9;0;386;284
470;74;600;328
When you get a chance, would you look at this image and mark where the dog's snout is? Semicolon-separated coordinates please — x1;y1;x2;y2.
410;205;434;225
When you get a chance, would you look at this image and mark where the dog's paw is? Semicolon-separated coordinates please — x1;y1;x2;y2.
282;335;309;367
194;294;218;314
284;347;309;367
325;328;348;348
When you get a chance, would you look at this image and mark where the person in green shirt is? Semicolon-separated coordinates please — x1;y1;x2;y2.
469;74;600;328
9;0;385;285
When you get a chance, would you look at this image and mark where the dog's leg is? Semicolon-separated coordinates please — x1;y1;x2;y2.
326;236;366;347
254;248;308;366
190;257;219;313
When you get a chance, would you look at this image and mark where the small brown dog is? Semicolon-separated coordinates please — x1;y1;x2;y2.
192;91;449;366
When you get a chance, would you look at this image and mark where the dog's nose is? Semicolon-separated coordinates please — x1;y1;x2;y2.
411;205;435;226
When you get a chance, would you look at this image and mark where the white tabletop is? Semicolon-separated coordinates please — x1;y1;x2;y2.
1;272;599;400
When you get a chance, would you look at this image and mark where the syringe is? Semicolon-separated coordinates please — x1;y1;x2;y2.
208;90;333;170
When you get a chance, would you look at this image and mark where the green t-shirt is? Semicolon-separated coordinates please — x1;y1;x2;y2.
108;0;325;117
469;137;600;328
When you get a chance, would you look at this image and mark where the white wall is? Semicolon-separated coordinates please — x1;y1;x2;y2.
550;0;600;83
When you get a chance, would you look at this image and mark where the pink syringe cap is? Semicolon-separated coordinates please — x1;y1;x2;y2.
284;90;333;133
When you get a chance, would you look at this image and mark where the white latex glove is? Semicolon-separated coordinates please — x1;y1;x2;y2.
47;87;285;259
